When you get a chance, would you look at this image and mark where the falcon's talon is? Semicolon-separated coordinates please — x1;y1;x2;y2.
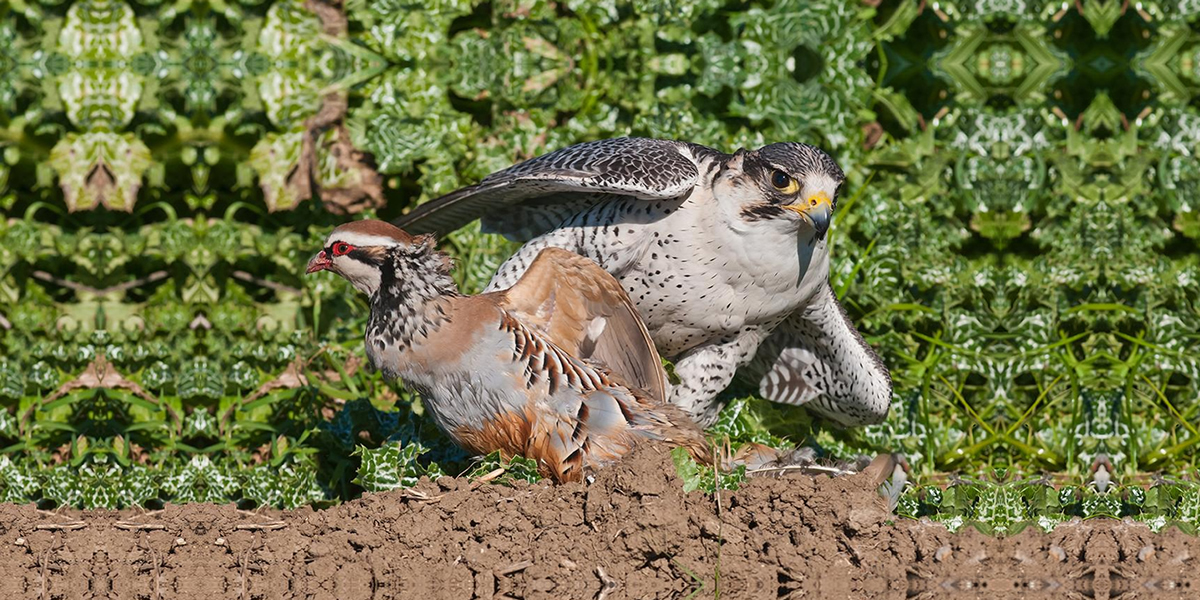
395;137;892;429
307;220;710;483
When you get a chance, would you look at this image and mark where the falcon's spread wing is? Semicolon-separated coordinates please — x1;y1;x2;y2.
498;247;668;403
746;283;892;427
395;138;717;238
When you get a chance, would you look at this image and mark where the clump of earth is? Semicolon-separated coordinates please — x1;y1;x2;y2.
0;443;1195;599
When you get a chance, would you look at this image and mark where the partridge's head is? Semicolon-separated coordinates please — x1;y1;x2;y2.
713;142;844;241
306;220;443;296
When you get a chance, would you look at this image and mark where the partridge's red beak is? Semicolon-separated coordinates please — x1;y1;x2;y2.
306;251;332;274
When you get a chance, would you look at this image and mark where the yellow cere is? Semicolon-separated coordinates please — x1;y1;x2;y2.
783;191;830;214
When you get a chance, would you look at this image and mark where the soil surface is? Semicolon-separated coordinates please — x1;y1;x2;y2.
0;444;1196;599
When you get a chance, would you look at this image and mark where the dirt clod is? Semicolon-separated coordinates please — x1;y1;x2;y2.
0;443;1196;599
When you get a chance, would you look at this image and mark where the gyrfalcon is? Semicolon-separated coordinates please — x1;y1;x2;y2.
394;137;891;428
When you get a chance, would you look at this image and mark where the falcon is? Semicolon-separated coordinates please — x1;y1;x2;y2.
395;137;891;427
305;219;710;482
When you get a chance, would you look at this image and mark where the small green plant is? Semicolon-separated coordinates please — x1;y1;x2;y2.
671;447;746;494
352;442;446;492
466;451;543;486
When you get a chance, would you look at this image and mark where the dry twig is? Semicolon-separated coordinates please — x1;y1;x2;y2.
231;270;302;296
31;270;168;296
35;521;87;531
495;560;533;576
234;521;287;531
400;489;442;502
115;522;166;531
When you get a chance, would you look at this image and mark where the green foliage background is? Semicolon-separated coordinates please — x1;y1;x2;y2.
1;0;1199;533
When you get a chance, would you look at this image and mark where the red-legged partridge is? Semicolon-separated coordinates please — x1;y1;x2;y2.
307;219;709;482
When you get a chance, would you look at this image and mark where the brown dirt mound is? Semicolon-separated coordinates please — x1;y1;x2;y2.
0;444;1196;599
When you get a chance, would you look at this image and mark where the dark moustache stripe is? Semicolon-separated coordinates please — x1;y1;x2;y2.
740;204;787;221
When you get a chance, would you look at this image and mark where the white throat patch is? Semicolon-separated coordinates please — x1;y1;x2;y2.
336;257;382;296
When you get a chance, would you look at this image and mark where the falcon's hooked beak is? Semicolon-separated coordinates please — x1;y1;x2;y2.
306;250;333;274
782;191;832;237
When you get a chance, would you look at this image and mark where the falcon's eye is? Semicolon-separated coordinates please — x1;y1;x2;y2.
331;242;353;256
770;169;799;194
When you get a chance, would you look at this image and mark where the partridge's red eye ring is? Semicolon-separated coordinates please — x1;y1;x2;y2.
332;242;353;256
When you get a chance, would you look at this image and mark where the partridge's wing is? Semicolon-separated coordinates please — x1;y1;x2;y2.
394;137;715;238
745;283;893;427
499;247;668;403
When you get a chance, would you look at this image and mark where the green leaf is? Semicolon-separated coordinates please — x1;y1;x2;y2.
671;446;745;494
466;451;542;486
41;455;159;509
352;441;445;492
161;455;241;504
0;456;40;503
242;454;328;508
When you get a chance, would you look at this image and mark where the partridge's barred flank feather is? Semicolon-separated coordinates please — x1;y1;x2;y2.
395;136;892;428
307;220;709;482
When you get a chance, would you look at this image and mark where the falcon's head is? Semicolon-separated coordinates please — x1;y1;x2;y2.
305;220;450;297
713;142;845;241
